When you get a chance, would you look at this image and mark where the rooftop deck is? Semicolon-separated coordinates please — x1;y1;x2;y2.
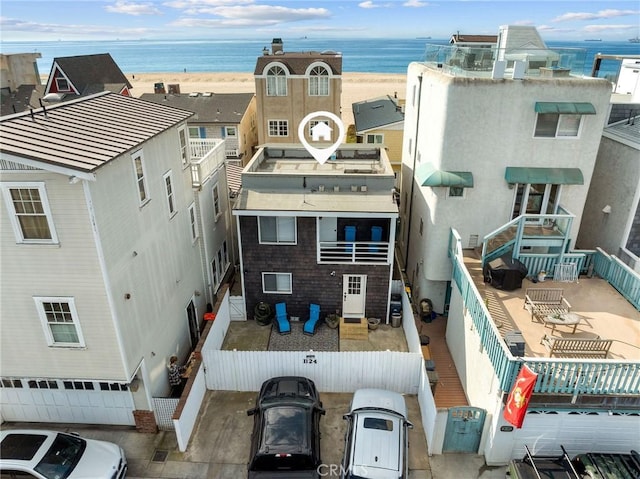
464;251;640;360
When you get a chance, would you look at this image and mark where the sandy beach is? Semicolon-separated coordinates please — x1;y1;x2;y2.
127;72;407;126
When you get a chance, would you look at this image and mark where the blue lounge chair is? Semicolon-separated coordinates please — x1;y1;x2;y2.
303;304;321;335
274;302;291;334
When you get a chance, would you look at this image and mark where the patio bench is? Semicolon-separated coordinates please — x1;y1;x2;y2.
524;288;571;322
540;335;612;358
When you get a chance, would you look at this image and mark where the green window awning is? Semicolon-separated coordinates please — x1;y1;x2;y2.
505;167;584;185
416;163;474;187
534;102;596;115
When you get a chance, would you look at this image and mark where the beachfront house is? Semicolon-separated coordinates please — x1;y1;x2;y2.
253;38;342;145
43;53;132;103
0;52;44;116
139;92;258;166
352;95;405;184
399;25;639;462
0;92;226;430
233;144;398;325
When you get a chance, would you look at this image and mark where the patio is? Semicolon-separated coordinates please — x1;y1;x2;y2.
463;251;640;360
220;318;410;353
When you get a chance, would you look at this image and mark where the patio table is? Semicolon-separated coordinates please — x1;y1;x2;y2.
544;312;581;334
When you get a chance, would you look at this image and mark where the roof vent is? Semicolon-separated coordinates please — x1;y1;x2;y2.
189;92;199;97
202;92;212;97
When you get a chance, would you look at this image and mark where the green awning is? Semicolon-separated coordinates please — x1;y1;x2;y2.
416;163;473;187
505;167;584;185
534;102;596;115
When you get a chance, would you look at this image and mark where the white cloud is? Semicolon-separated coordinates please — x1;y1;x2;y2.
172;5;330;28
105;1;163;16
583;24;638;32
0;15;152;36
552;9;639;22
358;1;378;8
163;0;253;8
403;0;429;6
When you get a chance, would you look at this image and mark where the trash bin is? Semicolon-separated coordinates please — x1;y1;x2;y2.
391;312;402;328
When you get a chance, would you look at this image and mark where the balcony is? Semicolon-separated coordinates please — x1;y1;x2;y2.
318;241;391;264
422;44;587;79
189;138;226;188
449;228;640;403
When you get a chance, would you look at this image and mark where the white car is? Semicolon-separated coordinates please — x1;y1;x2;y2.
341;389;413;479
0;429;127;479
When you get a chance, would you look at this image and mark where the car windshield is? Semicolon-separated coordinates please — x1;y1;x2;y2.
34;433;86;479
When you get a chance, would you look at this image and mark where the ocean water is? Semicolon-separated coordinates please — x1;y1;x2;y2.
2;37;639;77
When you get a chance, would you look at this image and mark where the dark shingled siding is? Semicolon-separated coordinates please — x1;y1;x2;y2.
240;216;390;322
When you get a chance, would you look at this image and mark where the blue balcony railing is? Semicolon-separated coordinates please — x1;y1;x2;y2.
448;228;640;397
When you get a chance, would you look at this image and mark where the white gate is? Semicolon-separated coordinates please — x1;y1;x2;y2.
229;295;246;321
0;379;135;426
152;397;179;431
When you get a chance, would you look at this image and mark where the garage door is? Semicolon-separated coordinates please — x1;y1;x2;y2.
512;410;640;458
0;378;135;426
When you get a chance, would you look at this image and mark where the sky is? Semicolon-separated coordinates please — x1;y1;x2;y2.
1;0;639;42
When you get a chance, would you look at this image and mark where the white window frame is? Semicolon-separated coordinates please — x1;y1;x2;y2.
266;66;287;96
308;65;329;96
534;113;582;138
258;216;296;244
188;203;198;242
366;133;384;144
178;126;189;167
1;182;59;244
224;126;237;137
163;171;177;217
268;120;289;137
262;272;292;294
132;150;150;206
188;126;202;138
34;297;85;348
212;183;221;220
55;77;70;92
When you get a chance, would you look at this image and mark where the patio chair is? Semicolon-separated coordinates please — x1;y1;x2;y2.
274;302;291;334
303;304;321;335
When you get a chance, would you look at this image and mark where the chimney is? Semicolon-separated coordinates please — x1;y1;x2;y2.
271;38;283;54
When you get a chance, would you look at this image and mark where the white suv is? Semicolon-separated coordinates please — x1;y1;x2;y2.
341;389;413;479
0;429;127;479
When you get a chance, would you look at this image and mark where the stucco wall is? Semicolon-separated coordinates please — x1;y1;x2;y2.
577;135;640;257
400;62;612;299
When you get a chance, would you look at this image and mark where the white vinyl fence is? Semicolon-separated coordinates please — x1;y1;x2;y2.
203;349;422;393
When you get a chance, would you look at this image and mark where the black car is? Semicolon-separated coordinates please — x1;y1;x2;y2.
247;376;325;478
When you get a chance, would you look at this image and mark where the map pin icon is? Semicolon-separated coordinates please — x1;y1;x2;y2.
298;111;346;165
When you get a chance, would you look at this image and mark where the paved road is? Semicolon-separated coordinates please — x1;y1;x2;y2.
2;390;508;478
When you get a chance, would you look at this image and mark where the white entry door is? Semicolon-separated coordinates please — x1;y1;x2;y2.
342;275;367;318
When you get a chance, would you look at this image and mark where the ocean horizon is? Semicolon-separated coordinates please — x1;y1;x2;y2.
2;37;639;77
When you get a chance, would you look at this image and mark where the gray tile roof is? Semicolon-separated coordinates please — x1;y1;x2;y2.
48;53;133;95
254;51;342;75
139;92;254;124
0;91;193;175
352;95;404;133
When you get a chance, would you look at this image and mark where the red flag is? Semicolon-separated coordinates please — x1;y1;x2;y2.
503;365;538;428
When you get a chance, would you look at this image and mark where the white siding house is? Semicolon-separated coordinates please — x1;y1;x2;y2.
0;92;213;428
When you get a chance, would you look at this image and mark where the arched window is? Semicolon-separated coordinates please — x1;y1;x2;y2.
309;66;329;96
266;66;287;96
